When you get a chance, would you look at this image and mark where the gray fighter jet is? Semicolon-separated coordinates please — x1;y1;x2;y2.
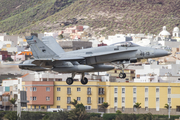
19;36;171;85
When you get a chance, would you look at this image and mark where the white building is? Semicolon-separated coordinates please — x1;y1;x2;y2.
159;26;171;39
134;62;180;83
172;26;180;37
103;34;132;45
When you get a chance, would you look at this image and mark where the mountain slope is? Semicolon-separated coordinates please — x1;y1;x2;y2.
0;0;76;33
1;0;180;36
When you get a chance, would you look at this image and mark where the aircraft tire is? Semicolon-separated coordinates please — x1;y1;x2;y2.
119;73;124;78
123;73;126;78
66;77;73;85
81;77;88;85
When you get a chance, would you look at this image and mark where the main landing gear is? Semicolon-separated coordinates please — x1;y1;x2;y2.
118;64;127;79
81;73;88;85
66;72;88;85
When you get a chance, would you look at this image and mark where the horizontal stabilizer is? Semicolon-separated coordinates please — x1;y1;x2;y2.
5;64;36;66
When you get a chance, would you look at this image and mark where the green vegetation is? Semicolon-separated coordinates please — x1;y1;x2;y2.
133;102;141;114
0;111;180;120
100;102;109;113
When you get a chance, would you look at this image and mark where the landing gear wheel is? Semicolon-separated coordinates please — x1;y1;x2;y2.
81;77;88;85
66;77;73;85
119;73;126;78
123;73;126;78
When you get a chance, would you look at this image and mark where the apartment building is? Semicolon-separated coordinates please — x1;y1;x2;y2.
19;80;180;115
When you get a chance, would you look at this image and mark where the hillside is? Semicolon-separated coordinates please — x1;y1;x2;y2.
0;0;180;36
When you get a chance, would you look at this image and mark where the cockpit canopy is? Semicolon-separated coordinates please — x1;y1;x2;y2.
111;42;140;47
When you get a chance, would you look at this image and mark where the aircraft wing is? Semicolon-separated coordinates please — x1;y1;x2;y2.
33;57;85;61
84;49;137;58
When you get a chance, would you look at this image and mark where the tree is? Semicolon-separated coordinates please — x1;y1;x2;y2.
164;103;171;115
133;102;141;114
68;108;88;120
70;99;78;107
58;34;63;39
6;57;13;61
9;98;16;111
100;102;109;113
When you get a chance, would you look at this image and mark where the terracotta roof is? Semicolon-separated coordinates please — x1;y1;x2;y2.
2;92;10;96
21;73;29;78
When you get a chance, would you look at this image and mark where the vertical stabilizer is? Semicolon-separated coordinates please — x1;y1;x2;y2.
42;36;64;56
26;36;59;59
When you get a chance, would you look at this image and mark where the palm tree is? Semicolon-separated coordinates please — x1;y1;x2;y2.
133;102;141;114
101;102;109;113
9;98;16;111
164;103;171;115
70;99;78;107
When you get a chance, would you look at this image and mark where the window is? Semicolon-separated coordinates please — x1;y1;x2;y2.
87;88;91;94
122;107;125;112
133;88;136;94
57;97;60;101
26;87;27;91
67;88;71;94
30;87;32;91
145;97;148;102
34;105;36;109
122;97;125;103
98;88;105;95
33;87;36;91
33;97;36;101
176;106;180;112
85;106;91;110
114;97;117;103
57;87;61;91
168;88;171;94
46;87;50;91
77;88;81;91
133;97;136;103
47;105;50;109
98;97;104;104
122;88;125;94
114;88;118;94
145;88;148;92
168;98;171;103
156;98;159;102
87;97;91;104
30;97;32;101
67;106;71;110
39;106;41;110
145;107;148;111
57;106;60;108
77;97;81;101
46;97;50;101
156;88;159;93
114;106;117;111
67;97;71;104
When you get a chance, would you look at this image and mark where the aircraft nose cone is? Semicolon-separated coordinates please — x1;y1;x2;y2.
154;49;171;57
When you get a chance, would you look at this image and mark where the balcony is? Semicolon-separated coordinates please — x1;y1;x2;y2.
98;91;105;95
67;101;71;104
87;91;91;95
67;92;71;95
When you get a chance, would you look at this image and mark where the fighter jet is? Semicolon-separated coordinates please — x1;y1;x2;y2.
19;36;171;85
